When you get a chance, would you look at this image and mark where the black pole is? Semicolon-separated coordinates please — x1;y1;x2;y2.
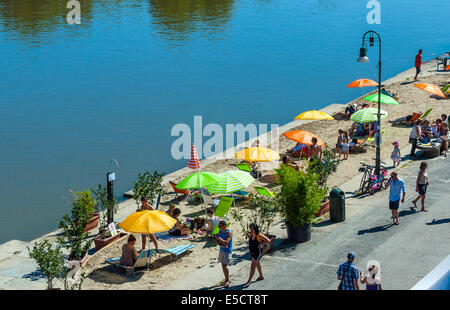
106;172;114;224
361;30;382;178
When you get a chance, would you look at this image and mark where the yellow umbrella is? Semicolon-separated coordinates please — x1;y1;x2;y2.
294;110;334;120
235;147;280;162
119;210;176;234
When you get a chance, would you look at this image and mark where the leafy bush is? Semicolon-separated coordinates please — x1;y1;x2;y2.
92;184;120;238
276;165;327;227
28;240;66;289
57;190;94;260
231;194;278;237
132;171;165;208
308;145;342;188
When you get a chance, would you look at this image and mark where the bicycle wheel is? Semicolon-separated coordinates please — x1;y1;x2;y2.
381;178;389;190
361;180;372;194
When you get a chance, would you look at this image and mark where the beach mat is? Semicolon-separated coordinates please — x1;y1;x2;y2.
155;231;193;242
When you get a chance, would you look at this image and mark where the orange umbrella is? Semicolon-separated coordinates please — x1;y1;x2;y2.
414;83;445;99
347;79;378;96
445;65;450;71
347;78;378;88
283;130;325;146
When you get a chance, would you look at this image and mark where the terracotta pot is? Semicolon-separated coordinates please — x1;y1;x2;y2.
315;200;330;217
263;234;276;254
94;232;128;251
82;213;100;233
67;251;88;267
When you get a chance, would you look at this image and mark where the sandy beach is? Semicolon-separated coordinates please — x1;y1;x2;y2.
77;71;449;290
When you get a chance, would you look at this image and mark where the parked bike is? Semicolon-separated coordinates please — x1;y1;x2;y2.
358;161;389;195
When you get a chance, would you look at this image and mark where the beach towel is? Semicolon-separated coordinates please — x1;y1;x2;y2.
155;231;193;242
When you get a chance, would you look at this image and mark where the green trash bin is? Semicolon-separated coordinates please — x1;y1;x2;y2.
329;188;345;223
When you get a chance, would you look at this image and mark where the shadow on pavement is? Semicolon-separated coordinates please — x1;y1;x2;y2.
426;218;450;225
399;208;419;218
357;223;394;235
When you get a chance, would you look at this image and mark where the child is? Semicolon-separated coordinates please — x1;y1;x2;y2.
390;141;401;167
334;130;343;158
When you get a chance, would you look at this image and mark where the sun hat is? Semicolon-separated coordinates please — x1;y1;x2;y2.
392;141;399;146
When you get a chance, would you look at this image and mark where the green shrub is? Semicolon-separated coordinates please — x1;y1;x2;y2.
57;190;94;260
276;165;326;227
92;184;120;238
231;193;278;237
308;145;342;188
28;240;66;289
132;171;165;208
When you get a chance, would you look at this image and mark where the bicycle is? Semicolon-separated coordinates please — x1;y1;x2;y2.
358;161;388;195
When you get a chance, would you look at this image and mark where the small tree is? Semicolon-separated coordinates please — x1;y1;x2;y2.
92;184;120;238
276;165;327;227
231;194;278;237
308;146;342;188
58;190;94;261
28;240;66;289
132;171;165;209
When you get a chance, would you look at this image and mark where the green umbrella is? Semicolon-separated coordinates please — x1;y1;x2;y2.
350;107;388;123
206;170;255;194
175;172;223;190
363;93;399;105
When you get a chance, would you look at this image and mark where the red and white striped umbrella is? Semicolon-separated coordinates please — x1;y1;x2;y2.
187;144;201;169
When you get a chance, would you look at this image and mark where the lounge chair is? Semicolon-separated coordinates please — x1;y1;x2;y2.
169;181;190;197
420;108;433;119
160;244;196;261
254;186;276;197
236;163;252;173
214;196;234;218
105;249;155;277
201;191;219;207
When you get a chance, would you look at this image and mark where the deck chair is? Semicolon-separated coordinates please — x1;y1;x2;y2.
254;186;276;197
214;196;234;218
169;181;190;198
160;244;196;261
201;192;219;207
420;109;433;119
236;163;252;173
366;129;385;144
105;249;155;277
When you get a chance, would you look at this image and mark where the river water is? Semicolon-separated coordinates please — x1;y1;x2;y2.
0;0;448;244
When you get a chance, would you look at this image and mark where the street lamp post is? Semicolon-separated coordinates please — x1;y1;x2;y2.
358;30;382;178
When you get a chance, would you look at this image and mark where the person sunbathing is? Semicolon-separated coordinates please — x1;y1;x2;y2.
169;208;191;237
287;143;309;158
350;122;370;137
119;235;138;266
281;155;300;171
389;112;423;125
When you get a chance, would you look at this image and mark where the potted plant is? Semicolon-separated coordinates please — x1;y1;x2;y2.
276;165;327;243
132;171;165;210
231;193;278;253
91;184;127;251
65;190;99;232
28;240;66;290
307;146;342;217
57;191;94;265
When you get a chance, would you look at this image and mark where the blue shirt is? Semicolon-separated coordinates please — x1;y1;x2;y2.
389;178;406;202
337;262;359;290
219;229;233;253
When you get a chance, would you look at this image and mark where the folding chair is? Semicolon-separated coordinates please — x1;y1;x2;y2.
201;192;219;207
169;181;190;198
254;186;276;197
420;108;433;119
105;249;155;277
236;163;252;173
214;196;234;218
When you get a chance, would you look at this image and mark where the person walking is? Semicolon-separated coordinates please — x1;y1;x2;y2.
139;197;159;252
414;49;423;81
215;220;233;288
360;265;383;290
412;162;429;212
409;119;424;158
390;141;401;167
386;171;406;225
244;223;271;288
337;251;360;290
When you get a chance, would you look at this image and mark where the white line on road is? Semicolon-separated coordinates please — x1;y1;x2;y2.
265;255;339;268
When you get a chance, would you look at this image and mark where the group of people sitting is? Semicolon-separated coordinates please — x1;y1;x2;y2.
410;114;449;157
345;102;370;119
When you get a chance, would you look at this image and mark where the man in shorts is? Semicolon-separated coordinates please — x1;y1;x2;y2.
215;220;233;288
139;197;159;252
386;172;406;225
414;49;423;81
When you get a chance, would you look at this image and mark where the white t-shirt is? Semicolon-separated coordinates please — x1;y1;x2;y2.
410;125;421;138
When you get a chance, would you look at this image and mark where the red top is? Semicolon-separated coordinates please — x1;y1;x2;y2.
415;54;422;68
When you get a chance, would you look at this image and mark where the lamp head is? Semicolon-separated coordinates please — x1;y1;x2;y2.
357;47;369;63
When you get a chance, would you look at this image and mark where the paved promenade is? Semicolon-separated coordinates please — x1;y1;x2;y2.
167;152;450;290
